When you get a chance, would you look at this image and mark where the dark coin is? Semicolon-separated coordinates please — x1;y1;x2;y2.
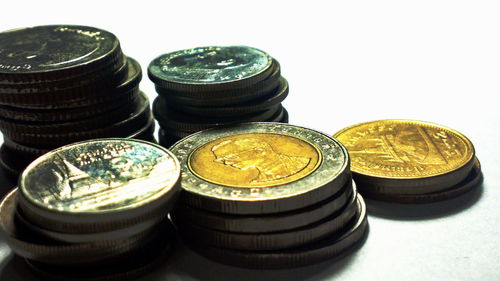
0;144;35;174
172;181;354;233
0;189;163;265
3;92;152;147
128;117;156;142
23;220;176;281
0;151;23;179
154;60;281;106
175;187;358;250
187;194;368;269
17;139;181;234
360;158;483;203
148;46;274;92
265;105;288;122
154;96;282;132
0;25;122;84
164;77;288;117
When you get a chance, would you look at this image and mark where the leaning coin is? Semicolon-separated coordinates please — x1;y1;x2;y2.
170;122;351;214
148;46;274;92
189;194;368;269
172;180;354;233
17;138;181;234
0;25;122;84
333;119;476;195
0;189;162;265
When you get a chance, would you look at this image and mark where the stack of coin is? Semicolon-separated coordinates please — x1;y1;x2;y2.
148;46;289;147
334;119;482;203
0;25;155;178
169;123;368;269
0;139;181;280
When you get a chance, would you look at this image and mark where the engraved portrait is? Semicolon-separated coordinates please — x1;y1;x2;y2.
210;137;311;183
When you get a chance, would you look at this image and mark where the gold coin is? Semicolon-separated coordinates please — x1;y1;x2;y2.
188;133;321;188
334;120;475;194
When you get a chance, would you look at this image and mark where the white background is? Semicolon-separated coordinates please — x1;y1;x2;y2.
1;1;499;280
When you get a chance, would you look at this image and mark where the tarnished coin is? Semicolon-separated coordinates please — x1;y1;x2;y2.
172;180;354;233
188;194;368;269
334;120;476;195
170;122;351;214
0;189;164;265
17;139;181;233
0;25;121;84
175;186;358;250
148;46;274;92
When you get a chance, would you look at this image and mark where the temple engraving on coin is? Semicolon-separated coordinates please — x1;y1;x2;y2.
189;133;321;188
211;137;311;184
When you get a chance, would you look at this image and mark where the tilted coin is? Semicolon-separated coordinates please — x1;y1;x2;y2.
170;122;351;214
0;25;122;84
148;46;274;92
0;189;163;265
334;120;476;195
17;139;181;233
172;180;354;233
175;185;358;250
189;194;368;269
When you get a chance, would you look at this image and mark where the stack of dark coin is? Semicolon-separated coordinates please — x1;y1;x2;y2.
169;123;368;269
334;120;483;203
0;139;181;280
148;46;289;147
0;25;155;178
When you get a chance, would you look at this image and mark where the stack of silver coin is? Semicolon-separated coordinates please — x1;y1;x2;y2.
0;139;180;280
170;123;368;269
148;46;289;147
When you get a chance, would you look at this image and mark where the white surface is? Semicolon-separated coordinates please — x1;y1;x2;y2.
1;1;499;280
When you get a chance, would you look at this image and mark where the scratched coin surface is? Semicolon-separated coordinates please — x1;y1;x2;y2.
0;25;119;80
334;120;475;179
19;139;180;213
170;123;350;214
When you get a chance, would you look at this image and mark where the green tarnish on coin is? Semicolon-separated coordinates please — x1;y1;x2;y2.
0;25;118;73
20;139;180;213
149;46;272;84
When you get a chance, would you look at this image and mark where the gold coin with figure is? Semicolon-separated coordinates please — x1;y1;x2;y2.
334;119;477;195
171;122;351;214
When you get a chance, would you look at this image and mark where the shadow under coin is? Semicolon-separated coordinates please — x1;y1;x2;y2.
0;171;17;200
0;255;41;281
166;226;369;281
366;182;484;221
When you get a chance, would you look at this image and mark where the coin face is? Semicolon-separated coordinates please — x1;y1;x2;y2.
189;133;321;188
19;139;180;213
148;46;272;84
171;123;349;203
0;25;118;74
334;120;475;179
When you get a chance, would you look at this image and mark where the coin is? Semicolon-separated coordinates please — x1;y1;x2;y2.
164;77;289;117
0;25;122;84
333;119;476;195
175;186;358;250
170;122;351;214
0;189;163;265
148;46;274;92
172;180;355;233
188;193;368;269
17;139;181;233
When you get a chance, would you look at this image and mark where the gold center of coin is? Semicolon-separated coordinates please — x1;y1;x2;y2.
334;120;474;178
188;133;321;188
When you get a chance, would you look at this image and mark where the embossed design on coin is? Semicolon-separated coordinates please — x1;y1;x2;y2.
149;46;272;84
189;133;320;188
0;25;117;73
20;139;180;213
334;120;474;178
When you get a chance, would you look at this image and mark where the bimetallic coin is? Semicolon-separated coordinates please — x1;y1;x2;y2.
0;25;121;84
188;194;368;269
17;139;181;233
172;181;354;233
148;46;274;92
334;120;475;195
170;123;351;214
